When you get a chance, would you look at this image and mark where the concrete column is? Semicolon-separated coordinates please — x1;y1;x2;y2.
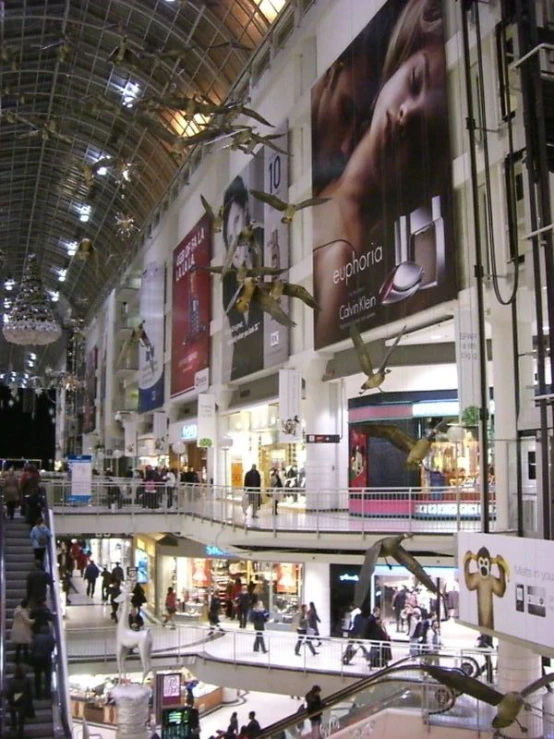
496;640;542;738
489;301;518;531
303;561;330;636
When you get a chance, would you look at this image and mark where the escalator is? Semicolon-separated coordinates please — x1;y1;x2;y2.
255;659;480;738
1;495;72;738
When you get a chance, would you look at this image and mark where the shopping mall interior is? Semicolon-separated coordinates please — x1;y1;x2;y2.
2;0;554;738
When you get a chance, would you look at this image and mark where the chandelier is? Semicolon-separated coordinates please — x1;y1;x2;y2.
3;254;62;346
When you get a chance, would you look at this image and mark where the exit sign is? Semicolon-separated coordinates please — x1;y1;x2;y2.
306;434;340;444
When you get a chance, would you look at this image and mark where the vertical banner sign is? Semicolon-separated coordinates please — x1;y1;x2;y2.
171;214;212;397
311;0;456;349
197;393;216;448
221;132;290;382
83;347;97;434
68;454;92;503
455;286;481;413
278;368;302;442
263;122;290;368
139;262;165;412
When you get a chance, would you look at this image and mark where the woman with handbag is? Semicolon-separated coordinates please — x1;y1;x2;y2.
162;587;178;629
11;598;35;663
5;663;35;738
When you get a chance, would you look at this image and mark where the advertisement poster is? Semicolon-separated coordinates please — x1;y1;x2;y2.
221;133;290;382
276;563;298;594
349;427;369;487
278;368;302;442
311;0;455;349
139;262;165;412
197;393;216;448
68;455;92;503
171;214;212;397
83;347;97;434
458;532;554;649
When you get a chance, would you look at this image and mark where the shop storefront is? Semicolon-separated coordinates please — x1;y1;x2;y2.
156;537;302;628
88;536;132;574
224;403;306;500
348;391;494;521
329;563;457;637
168;419;207;481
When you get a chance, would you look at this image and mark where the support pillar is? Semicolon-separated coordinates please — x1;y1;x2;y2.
496;640;543;738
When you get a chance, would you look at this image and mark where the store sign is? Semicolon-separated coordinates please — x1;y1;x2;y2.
278;368;302;443
306;434;340;444
458;532;554;649
68;455;92;503
162;706;194;739
181;424;197;441
205;545;228;557
339;573;360;582
197;393;216;448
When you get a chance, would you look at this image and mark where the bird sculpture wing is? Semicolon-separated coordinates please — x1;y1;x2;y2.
392;543;442;597
426;419;450;441
295;196;331;211
521;672;554;698
375;325;407;375
350;323;375;377
281;283;320;311
200;195;215;220
365;424;416;455
423;666;504;706
232;105;273;127
221;237;241;277
224;282;245;314
353;541;382;608
249;189;287;211
116;335;133;370
255;287;297;327
259;136;289;156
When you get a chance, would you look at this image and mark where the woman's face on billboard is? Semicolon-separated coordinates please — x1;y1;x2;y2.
367;43;447;199
312;60;357;165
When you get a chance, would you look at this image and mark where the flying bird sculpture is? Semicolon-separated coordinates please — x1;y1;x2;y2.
19;118;72;144
228;280;296;328
350;323;406;393
422;664;554;731
221;221;261;277
200;195;225;233
366;419;449;467
250;190;330;224
117;321;155;371
194;265;284;280
267;279;320;311
354;533;442;609
222;128;288;156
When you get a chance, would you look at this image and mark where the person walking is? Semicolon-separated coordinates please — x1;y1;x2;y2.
3;469;20;520
207;592;224;635
251;599;268;654
295;604;318;657
243;464;261;518
26;561;52;608
305;685;324;739
408;608;424;657
31;624;55;699
10;598;34;663
101;566;112;603
392;586;407;633
112;562;125;583
162;586;178;629
307;601;322;647
269;467;282;515
5;663;34;739
237;585;251;629
84;559;100;597
29;517;51;566
109;579;121;623
76;548;88;578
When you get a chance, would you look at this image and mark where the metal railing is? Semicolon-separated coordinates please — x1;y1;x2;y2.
64;621;492;679
47;480;497;535
0;492;6;738
44;503;73;738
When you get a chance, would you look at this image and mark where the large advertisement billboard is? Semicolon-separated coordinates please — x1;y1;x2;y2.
138;262;165;412
221;130;290;382
458;532;554;650
171;214;212;397
311;0;455;349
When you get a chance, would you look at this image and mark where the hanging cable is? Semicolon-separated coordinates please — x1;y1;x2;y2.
473;0;519;306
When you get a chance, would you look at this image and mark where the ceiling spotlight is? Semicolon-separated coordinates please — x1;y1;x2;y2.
4;278;15;291
58;268;67;283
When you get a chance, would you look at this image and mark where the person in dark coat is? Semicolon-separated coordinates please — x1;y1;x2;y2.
110;580;121;622
245;711;261;738
237;585;251;629
31;625;55;699
128;606;145;631
101;567;112;603
251;600;268;654
4;663;34;738
84;559;100;597
208;592;224;635
131;583;147;612
392;586;407;632
305;685;324;738
29;599;54;635
112;562;125;583
26;560;52;607
243;464;261;517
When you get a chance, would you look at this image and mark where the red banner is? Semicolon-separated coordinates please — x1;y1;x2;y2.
349;426;369;488
171;215;212;397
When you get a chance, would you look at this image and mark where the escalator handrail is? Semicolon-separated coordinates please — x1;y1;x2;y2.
44;502;73;739
256;659;429;738
0;490;6;738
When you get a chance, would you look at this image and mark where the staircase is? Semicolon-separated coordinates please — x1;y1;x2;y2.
2;516;55;738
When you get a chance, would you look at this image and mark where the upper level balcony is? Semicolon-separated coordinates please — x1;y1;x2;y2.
47;480;500;554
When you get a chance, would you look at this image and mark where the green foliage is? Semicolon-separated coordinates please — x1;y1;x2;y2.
461;405;480;427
